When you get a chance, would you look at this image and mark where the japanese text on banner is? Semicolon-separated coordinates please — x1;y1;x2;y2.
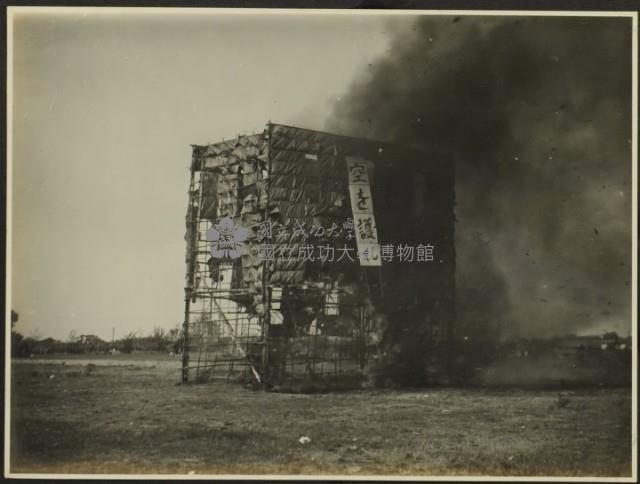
345;156;381;267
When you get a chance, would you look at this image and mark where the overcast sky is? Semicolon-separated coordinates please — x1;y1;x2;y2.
10;10;401;340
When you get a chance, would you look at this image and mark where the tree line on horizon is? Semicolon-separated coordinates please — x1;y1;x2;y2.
10;310;183;357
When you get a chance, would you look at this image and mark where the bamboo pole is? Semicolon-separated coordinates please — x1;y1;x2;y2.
261;122;274;387
181;154;199;383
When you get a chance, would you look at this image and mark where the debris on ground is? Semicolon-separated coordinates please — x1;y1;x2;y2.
557;394;570;408
298;436;311;444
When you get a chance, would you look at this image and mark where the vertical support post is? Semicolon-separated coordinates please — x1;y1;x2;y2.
182;290;191;383
182;153;199;384
261;122;274;388
262;286;272;385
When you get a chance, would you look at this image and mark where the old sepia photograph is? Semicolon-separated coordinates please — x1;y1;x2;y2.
4;6;637;480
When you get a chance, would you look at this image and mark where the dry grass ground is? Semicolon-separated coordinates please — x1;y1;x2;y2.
8;357;632;477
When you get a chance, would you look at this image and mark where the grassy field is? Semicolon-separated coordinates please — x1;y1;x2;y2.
8;356;633;477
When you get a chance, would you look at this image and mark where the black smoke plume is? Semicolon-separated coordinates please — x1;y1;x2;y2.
326;16;632;345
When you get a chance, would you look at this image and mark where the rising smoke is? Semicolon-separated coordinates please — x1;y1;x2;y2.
326;15;632;340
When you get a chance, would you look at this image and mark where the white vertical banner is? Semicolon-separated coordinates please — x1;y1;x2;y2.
346;156;381;266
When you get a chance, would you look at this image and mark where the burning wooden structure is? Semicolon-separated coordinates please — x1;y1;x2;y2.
182;123;454;387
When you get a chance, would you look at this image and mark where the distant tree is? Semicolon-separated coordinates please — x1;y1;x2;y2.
603;331;619;341
171;324;184;354
149;326;168;351
33;337;57;355
67;329;80;343
10;309;32;357
121;331;137;354
168;325;180;341
11;331;26;357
